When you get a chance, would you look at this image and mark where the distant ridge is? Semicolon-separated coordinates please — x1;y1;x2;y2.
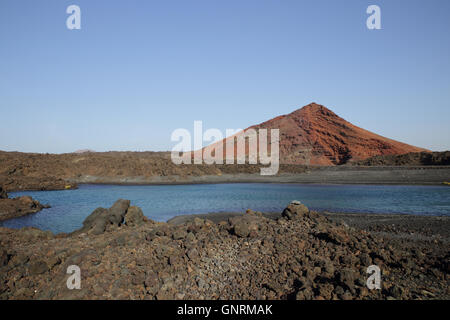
215;103;429;165
74;149;95;154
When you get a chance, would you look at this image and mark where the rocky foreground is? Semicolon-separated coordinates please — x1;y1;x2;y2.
0;200;448;300
0;187;49;222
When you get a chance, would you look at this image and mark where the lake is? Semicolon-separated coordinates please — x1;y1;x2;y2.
1;183;449;234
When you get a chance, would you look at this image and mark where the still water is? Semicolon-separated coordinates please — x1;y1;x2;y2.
1;183;449;234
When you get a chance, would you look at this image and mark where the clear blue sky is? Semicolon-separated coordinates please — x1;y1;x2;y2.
1;0;449;153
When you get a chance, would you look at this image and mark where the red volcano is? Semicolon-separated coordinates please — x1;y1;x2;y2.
215;103;429;165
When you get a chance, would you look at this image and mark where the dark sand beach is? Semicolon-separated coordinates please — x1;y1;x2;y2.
71;166;450;186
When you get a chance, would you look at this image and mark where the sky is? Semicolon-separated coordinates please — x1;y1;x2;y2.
0;0;449;153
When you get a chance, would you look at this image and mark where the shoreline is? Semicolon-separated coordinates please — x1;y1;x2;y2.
6;179;448;195
68;166;450;187
74;180;448;187
2;208;449;233
2;166;450;192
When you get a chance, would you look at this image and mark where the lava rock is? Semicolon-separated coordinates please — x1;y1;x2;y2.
0;186;8;199
28;261;49;275
0;250;9;266
282;201;309;220
125;206;147;226
77;199;130;235
108;199;131;225
338;268;357;293
229;216;259;238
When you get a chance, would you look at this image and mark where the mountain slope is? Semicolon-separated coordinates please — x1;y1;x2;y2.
218;103;428;165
